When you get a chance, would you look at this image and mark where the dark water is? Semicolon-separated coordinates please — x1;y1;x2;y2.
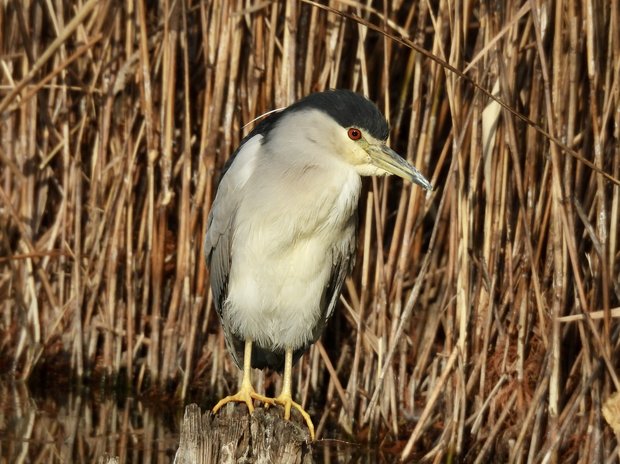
0;380;178;463
0;380;401;463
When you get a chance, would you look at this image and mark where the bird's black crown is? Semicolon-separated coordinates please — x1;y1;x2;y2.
288;89;389;141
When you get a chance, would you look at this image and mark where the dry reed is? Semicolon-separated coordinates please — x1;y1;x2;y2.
1;0;619;462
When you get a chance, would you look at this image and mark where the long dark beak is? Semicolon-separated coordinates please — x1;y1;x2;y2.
367;144;433;190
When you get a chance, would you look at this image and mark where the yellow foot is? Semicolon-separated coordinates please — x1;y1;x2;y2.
212;383;275;414
274;392;315;440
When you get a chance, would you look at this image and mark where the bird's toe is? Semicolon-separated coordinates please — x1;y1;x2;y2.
274;393;315;440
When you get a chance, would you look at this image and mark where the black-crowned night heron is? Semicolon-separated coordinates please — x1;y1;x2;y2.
205;89;432;440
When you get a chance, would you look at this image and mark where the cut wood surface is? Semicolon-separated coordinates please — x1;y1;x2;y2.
173;403;313;464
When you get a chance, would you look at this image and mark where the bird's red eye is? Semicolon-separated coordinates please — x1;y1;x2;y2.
347;128;362;140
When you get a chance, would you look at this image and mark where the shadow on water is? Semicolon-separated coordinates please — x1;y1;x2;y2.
0;380;405;463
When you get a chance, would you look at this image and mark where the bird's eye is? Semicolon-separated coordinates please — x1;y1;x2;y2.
347;128;362;140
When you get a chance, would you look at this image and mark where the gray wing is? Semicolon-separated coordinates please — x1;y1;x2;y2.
205;196;244;368
205;209;231;317
309;217;357;344
204;134;264;317
204;200;232;317
204;107;291;316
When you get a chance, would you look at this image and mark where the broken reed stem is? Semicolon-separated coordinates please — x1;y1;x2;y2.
0;1;618;462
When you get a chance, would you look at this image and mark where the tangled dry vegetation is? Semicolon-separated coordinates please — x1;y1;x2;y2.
1;0;619;462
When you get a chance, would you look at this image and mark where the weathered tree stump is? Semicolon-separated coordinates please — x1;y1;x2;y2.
173;403;314;464
97;456;119;464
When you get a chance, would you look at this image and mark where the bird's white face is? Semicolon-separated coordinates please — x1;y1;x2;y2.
333;125;396;177
271;108;432;190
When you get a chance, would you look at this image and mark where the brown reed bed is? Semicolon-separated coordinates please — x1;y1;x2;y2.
1;0;619;461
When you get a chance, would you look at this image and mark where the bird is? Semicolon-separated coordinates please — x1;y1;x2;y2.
205;89;432;440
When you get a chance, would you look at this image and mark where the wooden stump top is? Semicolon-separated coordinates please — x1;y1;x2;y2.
173;403;314;464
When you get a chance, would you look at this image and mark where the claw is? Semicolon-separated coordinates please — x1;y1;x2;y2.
212;340;316;441
274;392;315;440
213;339;275;414
212;381;276;414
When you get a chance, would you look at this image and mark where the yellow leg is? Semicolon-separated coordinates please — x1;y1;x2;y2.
212;339;275;414
273;348;316;440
